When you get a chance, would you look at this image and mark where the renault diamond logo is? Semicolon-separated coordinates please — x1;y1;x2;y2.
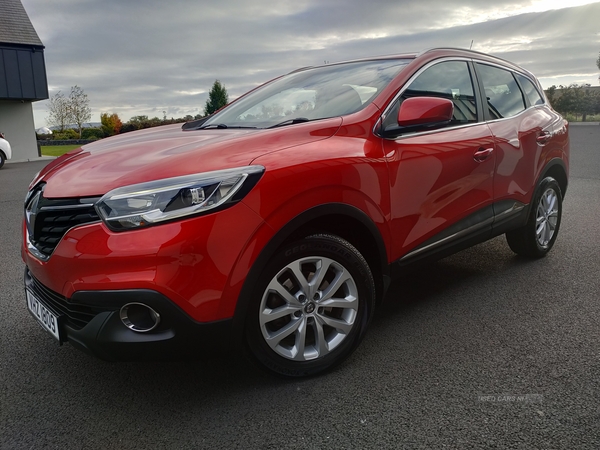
25;190;42;239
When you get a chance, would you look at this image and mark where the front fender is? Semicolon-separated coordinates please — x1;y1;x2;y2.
224;201;390;345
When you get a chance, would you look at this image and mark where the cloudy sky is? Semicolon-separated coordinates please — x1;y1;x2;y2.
20;0;600;128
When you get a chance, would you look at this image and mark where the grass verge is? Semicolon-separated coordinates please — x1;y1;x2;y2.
40;145;82;157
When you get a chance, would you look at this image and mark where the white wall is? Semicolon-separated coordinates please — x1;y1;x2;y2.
0;100;40;162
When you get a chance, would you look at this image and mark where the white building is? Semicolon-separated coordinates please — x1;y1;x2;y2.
0;0;48;162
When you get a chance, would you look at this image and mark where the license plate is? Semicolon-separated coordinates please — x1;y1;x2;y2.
26;290;61;341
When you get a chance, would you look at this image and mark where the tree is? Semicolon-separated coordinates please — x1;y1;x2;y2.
545;85;557;106
100;113;123;136
547;83;600;121
579;86;600;121
46;91;71;132
69;85;92;138
204;80;228;116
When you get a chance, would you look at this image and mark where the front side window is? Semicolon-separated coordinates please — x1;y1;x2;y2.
383;60;478;130
476;63;526;119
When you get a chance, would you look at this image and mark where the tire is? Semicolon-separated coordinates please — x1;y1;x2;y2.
245;234;376;377
0;152;5;169
506;177;562;258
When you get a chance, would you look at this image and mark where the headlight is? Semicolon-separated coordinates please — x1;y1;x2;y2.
96;165;264;231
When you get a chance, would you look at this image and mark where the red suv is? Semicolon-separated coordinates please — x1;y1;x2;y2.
23;48;569;376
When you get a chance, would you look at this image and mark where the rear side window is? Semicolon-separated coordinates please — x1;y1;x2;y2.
515;74;544;106
476;63;526;119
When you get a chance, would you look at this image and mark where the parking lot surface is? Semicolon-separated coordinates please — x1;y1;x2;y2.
1;125;599;449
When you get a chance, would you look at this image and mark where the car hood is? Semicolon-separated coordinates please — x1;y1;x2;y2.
37;120;342;198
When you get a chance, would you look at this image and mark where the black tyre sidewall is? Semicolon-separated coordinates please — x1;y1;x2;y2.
507;177;562;258
245;235;375;377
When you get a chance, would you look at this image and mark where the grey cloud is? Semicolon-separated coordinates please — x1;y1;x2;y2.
21;0;600;125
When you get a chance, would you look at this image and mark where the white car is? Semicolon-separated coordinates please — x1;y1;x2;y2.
0;132;12;169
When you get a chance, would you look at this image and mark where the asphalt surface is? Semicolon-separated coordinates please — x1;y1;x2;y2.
1;125;599;449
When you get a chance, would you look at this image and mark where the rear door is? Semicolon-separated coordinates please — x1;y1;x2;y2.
474;63;560;215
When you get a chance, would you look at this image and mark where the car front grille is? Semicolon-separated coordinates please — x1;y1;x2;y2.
25;270;100;330
25;185;101;258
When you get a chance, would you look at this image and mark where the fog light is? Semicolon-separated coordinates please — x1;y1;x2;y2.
119;303;161;332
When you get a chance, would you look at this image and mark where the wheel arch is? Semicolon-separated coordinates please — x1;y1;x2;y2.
539;157;568;199
231;203;390;344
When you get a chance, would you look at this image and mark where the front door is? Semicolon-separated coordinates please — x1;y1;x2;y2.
381;60;496;261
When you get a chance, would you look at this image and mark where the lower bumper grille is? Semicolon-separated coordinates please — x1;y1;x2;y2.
25;270;100;330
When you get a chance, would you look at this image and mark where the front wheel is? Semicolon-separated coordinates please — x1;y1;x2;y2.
506;177;562;258
245;234;375;377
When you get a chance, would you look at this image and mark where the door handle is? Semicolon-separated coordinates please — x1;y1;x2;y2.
536;131;551;145
473;147;494;162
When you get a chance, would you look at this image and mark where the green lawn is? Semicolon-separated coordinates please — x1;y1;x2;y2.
40;144;82;157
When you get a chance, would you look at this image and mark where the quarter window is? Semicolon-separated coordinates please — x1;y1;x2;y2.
515;74;544;106
476;63;526;119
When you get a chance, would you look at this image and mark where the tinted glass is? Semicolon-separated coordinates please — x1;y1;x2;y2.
515;73;544;106
476;63;526;119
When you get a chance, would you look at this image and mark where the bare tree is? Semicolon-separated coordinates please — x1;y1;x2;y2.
69;85;92;138
46;91;71;132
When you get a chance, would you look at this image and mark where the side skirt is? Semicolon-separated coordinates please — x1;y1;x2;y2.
392;200;528;269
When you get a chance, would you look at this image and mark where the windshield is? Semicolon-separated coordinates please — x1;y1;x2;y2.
202;59;410;129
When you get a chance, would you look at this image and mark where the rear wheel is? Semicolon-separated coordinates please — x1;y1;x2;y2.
506;177;562;258
245;234;375;377
0;152;5;169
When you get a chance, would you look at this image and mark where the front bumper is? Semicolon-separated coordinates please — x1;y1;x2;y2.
24;269;233;361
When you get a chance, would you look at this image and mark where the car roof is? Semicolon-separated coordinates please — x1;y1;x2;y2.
289;52;418;74
292;47;532;78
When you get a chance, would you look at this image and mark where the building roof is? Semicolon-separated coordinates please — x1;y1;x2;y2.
0;0;44;47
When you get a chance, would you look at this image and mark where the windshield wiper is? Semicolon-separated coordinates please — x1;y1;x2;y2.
268;117;310;129
198;123;229;129
196;124;258;130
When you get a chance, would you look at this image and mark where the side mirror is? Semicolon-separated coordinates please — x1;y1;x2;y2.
383;97;454;137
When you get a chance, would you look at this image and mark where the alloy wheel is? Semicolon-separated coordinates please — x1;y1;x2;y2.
258;256;359;361
535;187;559;247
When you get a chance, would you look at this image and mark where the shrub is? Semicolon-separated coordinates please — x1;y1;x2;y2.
82;127;105;140
52;129;79;140
120;123;138;134
101;113;123;136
